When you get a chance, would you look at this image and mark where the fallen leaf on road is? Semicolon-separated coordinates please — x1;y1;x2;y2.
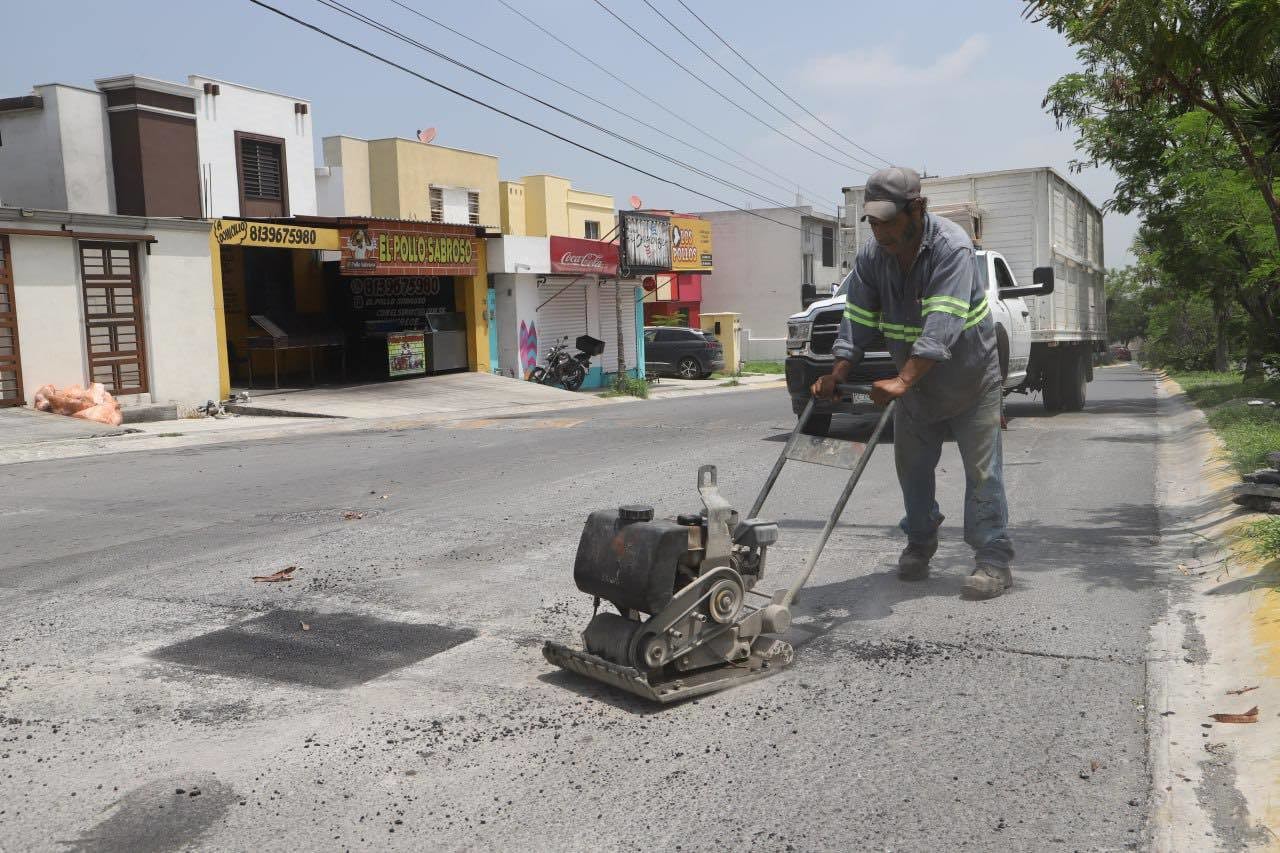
300;622;310;631
1227;686;1259;696
252;567;298;583
1090;760;1100;772
1176;563;1191;574
379;494;390;500
343;511;364;521
1209;706;1259;724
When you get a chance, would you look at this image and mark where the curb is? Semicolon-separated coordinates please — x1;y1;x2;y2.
1148;376;1280;850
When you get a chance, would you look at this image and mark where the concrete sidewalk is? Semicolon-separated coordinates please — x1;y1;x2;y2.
230;371;607;418
0;372;788;467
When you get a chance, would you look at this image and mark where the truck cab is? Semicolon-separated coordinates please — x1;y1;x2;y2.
783;250;1049;434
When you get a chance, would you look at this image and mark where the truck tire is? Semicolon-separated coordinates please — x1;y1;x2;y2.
1041;352;1064;413
800;412;831;436
1060;348;1087;412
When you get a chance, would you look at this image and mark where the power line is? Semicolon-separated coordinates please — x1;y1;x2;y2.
674;0;892;168
245;0;807;233
591;0;870;175
638;0;882;172
493;0;836;212
315;0;804;215
381;0;806;212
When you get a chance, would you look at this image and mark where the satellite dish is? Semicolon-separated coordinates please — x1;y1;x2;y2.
629;195;642;210
416;127;437;144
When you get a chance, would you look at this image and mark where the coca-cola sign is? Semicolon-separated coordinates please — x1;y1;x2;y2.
549;236;619;276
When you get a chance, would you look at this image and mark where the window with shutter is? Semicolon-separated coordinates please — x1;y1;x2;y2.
429;187;444;222
235;132;288;216
467;191;480;225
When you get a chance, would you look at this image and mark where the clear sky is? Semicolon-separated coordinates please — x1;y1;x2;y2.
1;0;1137;266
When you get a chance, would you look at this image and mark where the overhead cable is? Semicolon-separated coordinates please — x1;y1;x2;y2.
245;0;807;231
674;0;892;167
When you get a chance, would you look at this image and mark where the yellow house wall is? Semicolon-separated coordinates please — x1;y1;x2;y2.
323;136;372;216
500;181;527;236
369;139;500;225
566;191;614;239
455;239;490;372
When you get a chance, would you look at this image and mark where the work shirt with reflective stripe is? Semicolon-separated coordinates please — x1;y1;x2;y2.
832;212;1000;423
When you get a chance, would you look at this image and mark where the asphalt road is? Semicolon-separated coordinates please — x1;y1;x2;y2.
0;366;1162;851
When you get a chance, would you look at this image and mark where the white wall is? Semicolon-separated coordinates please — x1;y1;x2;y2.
142;225;220;403
493;272;540;378
694;207;805;342
52;86;115;214
0;85;116;214
9;234;88;395
189;76;317;218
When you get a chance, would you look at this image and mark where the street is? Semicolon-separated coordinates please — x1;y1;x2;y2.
1;366;1163;851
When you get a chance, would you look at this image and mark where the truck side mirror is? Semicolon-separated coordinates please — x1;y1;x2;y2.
1000;266;1054;298
801;282;817;307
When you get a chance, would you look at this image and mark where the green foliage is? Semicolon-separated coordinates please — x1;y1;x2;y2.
1029;0;1280;368
741;360;785;374
607;375;649;399
1243;516;1280;561
1171;370;1280;472
1143;296;1217;369
1104;266;1148;345
647;312;687;327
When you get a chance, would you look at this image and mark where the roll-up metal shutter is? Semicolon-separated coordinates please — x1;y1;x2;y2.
597;281;638;372
535;278;589;365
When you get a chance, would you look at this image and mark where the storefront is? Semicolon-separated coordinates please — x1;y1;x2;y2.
490;234;643;389
638;214;712;329
2;206;221;407
213;216;489;392
332;219;480;381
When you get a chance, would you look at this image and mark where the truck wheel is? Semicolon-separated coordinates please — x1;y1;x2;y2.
1041;352;1064;413
1060;348;1087;412
800;412;831;436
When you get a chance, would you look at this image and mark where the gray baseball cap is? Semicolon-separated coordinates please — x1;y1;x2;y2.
861;166;921;222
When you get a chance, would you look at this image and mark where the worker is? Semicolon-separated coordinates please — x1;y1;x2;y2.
811;166;1013;599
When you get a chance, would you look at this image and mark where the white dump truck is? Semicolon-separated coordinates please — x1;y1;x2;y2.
784;166;1107;429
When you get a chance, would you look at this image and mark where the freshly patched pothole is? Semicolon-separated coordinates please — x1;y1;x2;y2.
150;610;476;688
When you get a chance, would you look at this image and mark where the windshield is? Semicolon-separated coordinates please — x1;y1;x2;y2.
834;269;854;298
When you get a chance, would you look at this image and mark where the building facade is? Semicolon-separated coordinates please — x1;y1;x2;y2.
0;207;220;408
491;175;642;387
693;206;838;360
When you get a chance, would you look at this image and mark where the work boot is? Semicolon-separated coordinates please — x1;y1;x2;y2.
897;539;938;582
962;564;1013;599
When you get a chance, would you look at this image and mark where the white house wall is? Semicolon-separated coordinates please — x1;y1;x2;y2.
189;76;317;218
141;227;220;403
695;207;804;343
52;86;116;215
0;89;70;211
8;234;88;397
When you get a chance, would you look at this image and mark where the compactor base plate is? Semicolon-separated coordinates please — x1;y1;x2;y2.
542;640;792;704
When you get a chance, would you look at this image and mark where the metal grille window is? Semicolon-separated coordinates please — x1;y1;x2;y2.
467;191;480;225
429;187;444;222
0;236;22;406
79;242;148;396
240;137;283;200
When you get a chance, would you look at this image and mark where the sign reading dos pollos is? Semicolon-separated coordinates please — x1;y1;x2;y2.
670;216;713;271
340;224;478;276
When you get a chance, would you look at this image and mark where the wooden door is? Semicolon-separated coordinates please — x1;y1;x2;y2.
80;242;149;395
0;236;23;406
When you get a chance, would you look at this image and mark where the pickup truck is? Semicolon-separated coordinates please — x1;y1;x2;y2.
783;249;1054;435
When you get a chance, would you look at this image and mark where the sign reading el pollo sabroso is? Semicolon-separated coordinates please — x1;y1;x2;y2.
339;223;478;276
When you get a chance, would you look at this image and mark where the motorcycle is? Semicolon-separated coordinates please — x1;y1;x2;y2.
526;335;605;391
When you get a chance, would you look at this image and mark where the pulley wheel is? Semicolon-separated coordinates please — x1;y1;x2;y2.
707;578;744;624
638;633;669;670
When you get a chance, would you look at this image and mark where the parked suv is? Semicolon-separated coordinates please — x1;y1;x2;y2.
644;326;725;379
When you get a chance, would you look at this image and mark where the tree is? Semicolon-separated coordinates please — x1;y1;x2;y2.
1027;0;1280;245
1104;266;1147;347
1029;0;1280;370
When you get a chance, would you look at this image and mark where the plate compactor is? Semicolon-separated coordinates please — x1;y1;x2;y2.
543;385;895;703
